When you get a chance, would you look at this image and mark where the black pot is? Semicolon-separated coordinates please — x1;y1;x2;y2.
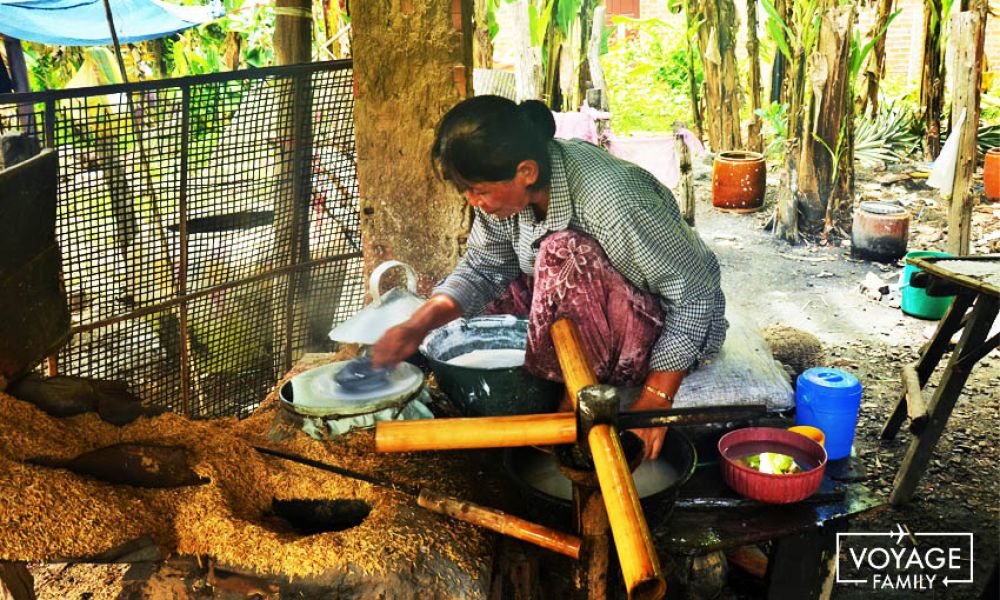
420;316;562;417
502;429;697;532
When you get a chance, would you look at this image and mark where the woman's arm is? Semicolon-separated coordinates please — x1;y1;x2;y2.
629;370;686;459
370;294;464;367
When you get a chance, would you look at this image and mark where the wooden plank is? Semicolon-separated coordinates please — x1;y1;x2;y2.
945;11;983;256
675;134;695;227
0;149;70;383
879;291;975;440
900;364;927;433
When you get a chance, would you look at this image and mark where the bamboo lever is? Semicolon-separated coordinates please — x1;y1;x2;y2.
550;318;665;600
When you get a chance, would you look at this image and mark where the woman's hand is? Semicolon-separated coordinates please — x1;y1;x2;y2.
627;370;686;460
370;323;426;368
369;294;465;368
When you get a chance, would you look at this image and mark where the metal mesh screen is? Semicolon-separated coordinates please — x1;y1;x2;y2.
0;61;364;418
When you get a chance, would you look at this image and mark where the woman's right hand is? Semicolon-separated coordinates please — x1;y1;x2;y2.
369;294;465;368
370;323;426;368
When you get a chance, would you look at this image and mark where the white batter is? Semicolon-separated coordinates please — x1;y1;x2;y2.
519;451;680;501
446;348;526;369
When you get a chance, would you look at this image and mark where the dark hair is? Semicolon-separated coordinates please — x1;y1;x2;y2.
431;95;556;191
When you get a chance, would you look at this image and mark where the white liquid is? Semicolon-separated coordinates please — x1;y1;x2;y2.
446;348;526;369
519;451;680;501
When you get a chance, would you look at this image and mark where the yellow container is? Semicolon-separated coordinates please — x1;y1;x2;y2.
788;425;825;447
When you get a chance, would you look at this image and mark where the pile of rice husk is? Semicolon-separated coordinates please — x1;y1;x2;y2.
0;359;493;583
761;324;826;381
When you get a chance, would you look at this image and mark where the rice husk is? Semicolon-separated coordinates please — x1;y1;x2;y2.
0;358;493;581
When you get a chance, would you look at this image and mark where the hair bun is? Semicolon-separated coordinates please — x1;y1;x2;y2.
517;100;556;141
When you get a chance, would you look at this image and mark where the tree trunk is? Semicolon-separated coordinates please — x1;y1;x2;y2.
474;0;494;68
587;7;610;111
274;0;312;65
683;0;704;139
776;138;800;243
273;0;312;375
773;0;792;106
353;0;474;292
815;6;855;229
946;10;984;255
858;0;894;117
543;14;565;109
676;134;696;227
746;0;763;153
514;0;543;101
693;0;743;152
919;0;944;160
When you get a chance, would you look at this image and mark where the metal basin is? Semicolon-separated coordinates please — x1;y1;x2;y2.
420;315;561;417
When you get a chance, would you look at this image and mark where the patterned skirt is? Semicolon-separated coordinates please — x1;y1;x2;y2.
485;230;663;386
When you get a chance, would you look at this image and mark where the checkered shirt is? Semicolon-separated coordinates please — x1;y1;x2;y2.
434;138;727;372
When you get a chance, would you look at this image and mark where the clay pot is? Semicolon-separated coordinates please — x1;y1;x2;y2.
851;201;910;262
985;147;1000;202
712;151;766;213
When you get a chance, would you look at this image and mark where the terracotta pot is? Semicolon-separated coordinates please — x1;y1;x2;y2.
985;147;1000;202
851;201;910;262
712;151;766;213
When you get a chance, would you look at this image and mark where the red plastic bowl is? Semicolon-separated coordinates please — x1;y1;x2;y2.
719;427;827;504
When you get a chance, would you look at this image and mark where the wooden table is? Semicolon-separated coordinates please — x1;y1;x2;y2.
657;456;881;600
880;255;1000;505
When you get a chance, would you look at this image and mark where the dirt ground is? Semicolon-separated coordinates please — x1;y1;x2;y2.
13;141;1000;600
678;148;999;600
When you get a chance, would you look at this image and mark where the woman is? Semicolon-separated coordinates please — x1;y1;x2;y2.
371;96;726;459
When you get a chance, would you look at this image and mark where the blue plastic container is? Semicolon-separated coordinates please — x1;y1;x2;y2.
795;368;863;460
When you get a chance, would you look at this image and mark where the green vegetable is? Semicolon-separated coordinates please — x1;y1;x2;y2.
743;452;802;475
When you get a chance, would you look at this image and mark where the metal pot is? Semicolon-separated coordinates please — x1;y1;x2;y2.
420;315;562;417
851;201;910;262
503;429;697;532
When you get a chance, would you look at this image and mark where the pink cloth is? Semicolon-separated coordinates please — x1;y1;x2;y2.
610;128;704;189
485;230;663;386
552;105;618;154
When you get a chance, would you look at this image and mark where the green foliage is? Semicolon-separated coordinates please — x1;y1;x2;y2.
848;9;901;83
755;101;788;158
601;15;702;134
854;98;920;166
22;45;84;91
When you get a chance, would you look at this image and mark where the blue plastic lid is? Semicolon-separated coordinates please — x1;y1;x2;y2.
798;367;862;393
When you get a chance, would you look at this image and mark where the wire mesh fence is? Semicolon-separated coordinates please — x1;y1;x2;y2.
0;61;365;418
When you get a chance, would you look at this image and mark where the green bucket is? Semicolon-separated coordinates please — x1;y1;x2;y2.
901;251;954;320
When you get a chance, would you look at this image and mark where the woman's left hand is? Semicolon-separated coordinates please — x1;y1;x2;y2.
627;370;687;460
630;425;667;460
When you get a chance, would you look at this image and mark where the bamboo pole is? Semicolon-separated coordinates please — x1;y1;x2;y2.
417;490;582;559
551;319;665;600
376;413;577;452
945;11;983;256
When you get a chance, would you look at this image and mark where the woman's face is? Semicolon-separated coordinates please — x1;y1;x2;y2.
461;160;539;219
